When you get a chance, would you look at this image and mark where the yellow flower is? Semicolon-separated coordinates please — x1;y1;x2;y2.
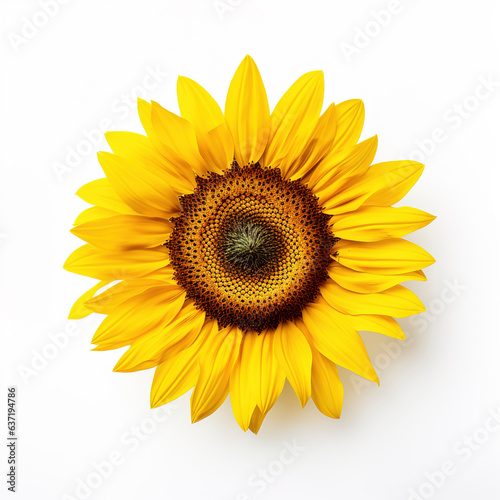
64;55;435;433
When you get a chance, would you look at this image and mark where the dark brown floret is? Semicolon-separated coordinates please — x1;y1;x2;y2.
166;163;336;332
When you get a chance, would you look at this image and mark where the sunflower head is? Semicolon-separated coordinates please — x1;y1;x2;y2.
65;55;435;434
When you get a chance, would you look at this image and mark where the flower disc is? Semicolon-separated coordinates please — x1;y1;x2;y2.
167;163;336;332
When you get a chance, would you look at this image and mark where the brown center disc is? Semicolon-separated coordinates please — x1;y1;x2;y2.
166;163;336;332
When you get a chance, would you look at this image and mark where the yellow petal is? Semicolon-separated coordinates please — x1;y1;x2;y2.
284;103;337;181
328;262;426;293
150;319;217;408
319;160;424;214
137;97;154;136
331;206;435;241
364;161;426;207
150;344;200;408
137;98;168;155
177;76;234;173
297;319;344;419
302;298;379;383
331;99;365;151
225;55;270;165
333;238;435;275
91;286;185;348
196;124;234;173
310;351;343;419
230;332;262;431
177;76;225;132
273;322;312;407
262;71;324;168
84;283;131;313
71;215;172;250
68;280;111;320
259;331;286;414
248;406;268;434
309;136;378;192
140;266;177;283
346;314;405;339
138;98;205;179
105;131;164;166
105;131;195;193
177;78;233;170
97;152;180;218
64;243;168;280
113;302;205;372
76;178;137;215
191;326;243;423
74;206;118;226
302;293;405;340
150;101;208;176
320;280;426;318
85;278;167;314
228;330;284;431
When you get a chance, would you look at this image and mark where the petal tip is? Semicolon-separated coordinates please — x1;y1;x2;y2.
150;391;160;409
239;54;260;72
191;411;202;424
309;69;324;79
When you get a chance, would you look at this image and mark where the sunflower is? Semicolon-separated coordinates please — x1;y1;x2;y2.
64;55;435;433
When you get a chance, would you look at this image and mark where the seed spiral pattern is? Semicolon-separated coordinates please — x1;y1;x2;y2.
167;163;337;332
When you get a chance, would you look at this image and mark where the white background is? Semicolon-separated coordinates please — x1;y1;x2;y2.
2;0;500;499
